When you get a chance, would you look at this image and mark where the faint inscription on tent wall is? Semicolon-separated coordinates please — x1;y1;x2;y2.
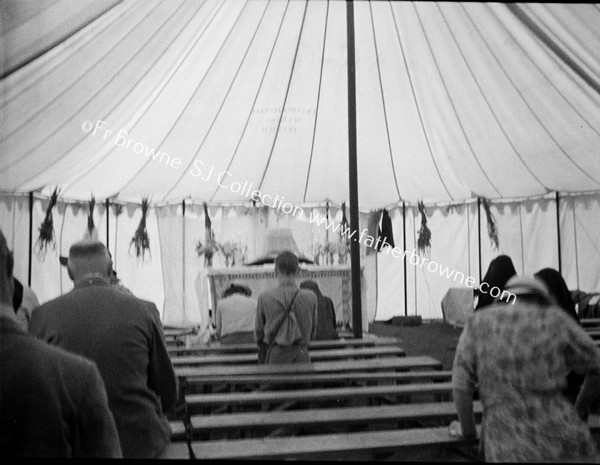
251;107;316;134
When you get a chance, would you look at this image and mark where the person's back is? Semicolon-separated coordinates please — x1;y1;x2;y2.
535;267;583;404
1;317;122;457
29;240;177;458
216;285;256;344
255;251;317;364
453;277;600;461
299;280;338;340
0;230;121;458
471;303;585;399
257;286;317;345
12;277;40;332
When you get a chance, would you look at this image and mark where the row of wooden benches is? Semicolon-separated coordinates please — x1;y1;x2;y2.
166;377;479;459
163;332;477;460
161;327;600;460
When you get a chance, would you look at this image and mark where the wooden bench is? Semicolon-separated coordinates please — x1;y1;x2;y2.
584;329;600;339
180;401;483;438
168;336;400;355
165;425;481;460
171;346;406;366
581;319;600;328
185;381;454;412
176;370;452;389
169;414;600;460
176;355;442;380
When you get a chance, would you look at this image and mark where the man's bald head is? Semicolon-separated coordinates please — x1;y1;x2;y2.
67;240;112;281
0;230;14;305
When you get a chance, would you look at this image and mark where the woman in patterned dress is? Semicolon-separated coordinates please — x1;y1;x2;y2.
452;276;600;462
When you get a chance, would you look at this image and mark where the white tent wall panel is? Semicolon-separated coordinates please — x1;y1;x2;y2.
109;203;164;316
157;203;185;327
407;203;475;321
403;204;418;318
572;195;600;293
560;194;600;293
183;205;208;326
0;194;29;283
2;193;600;327
375;207;405;321
28;197;109;304
479;198;559;279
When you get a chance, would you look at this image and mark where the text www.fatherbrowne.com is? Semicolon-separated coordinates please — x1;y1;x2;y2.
81;119;515;305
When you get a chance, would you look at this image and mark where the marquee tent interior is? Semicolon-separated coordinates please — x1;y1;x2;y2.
1;0;599;329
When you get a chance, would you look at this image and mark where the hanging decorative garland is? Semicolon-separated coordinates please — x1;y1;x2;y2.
196;202;219;267
113;202;123;218
417;200;431;256
85;195;97;239
337;202;350;264
130;197;151;260
481;197;499;250
111;201;123;269
35;188;59;258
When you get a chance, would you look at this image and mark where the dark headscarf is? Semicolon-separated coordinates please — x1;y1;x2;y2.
534;267;582;404
300;280;338;340
222;283;252;299
535;268;577;322
299;280;322;298
12;277;23;312
475;255;517;310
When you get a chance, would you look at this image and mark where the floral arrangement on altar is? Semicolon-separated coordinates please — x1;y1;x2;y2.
219;240;247;267
196;238;247;268
313;240;349;266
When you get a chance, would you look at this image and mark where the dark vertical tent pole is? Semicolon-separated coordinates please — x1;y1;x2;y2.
477;197;482;283
182;200;186;315
105;199;110;251
346;0;362;338
28;192;34;287
402;202;407;317
556;192;562;274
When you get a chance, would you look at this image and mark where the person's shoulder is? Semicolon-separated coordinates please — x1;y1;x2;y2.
257;287;279;301
33;294;68;319
231;294;257;306
26;335;98;373
543;304;579;326
298;289;317;303
111;290;156;309
127;295;160;317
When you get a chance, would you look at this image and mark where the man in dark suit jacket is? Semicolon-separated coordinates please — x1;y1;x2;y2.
0;230;121;458
30;240;178;458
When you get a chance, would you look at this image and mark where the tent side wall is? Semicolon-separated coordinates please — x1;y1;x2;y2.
2;192;599;327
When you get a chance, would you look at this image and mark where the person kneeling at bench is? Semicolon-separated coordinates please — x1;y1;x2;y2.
255;251;317;364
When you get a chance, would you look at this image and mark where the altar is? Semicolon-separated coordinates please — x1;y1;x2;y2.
195;265;355;328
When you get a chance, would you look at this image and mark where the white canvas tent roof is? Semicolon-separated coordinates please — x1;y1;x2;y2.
2;1;599;209
1;1;600;328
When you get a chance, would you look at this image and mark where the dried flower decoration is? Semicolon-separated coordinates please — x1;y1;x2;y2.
196;203;218;267
130;197;151;260
35;188;59;258
481;197;499;250
83;195;98;240
113;202;123;217
417;201;431;256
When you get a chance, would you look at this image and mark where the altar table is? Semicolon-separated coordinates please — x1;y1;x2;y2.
196;265;356;327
